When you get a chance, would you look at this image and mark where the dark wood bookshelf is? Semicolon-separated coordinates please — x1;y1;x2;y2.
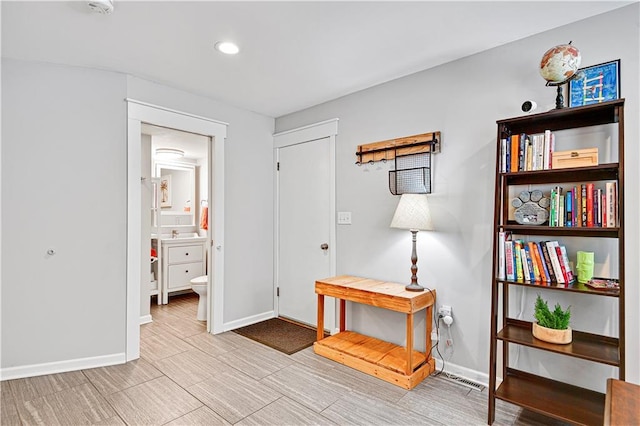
497;319;620;365
495;369;605;426
488;100;625;425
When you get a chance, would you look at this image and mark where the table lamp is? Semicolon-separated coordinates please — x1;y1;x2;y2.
390;194;434;292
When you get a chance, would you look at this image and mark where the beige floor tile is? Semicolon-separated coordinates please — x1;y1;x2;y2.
290;346;339;372
154;316;206;338
217;343;294;380
187;370;281;424
237;396;336;426
93;416;127;425
322;390;435;425
139;331;194;362
260;363;350;413
8;370;87;403
1;381;21;426
322;362;408;404
183;332;243;357
152;349;227;388
15;382;116;425
165;406;231;426
105;376;202;426
83;358;163;395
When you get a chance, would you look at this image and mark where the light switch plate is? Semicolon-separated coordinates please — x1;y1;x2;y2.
337;211;352;225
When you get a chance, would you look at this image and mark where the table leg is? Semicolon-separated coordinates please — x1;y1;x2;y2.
317;294;325;341
426;304;433;359
339;299;346;332
406;312;414;376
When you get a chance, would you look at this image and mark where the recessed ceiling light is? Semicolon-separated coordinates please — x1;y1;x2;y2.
214;41;239;55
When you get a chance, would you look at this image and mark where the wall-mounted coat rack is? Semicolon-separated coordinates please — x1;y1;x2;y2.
355;132;441;165
356;131;441;195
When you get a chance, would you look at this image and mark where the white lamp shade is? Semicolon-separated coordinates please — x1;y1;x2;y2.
390;194;434;231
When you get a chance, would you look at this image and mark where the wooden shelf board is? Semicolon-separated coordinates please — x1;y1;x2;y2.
502;163;619;185
314;331;434;390
500;224;619;238
496;369;605;425
497;319;620;366
316;331;426;374
496;278;620;297
315;275;434;314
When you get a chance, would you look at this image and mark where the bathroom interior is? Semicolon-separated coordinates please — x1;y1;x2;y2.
141;124;211;324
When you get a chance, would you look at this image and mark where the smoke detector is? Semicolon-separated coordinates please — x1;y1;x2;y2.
87;0;114;14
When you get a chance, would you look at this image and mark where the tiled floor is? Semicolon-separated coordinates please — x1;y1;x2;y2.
1;293;566;425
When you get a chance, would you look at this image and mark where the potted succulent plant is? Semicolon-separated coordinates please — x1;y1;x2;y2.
532;294;572;344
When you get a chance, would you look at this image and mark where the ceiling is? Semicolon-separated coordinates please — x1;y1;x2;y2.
1;1;632;118
142;123;209;160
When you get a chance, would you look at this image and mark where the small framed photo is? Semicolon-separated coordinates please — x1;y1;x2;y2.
569;59;620;107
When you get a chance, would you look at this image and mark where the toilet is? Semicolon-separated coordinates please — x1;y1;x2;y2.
190;275;208;321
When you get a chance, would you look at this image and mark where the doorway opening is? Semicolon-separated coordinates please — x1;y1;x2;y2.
126;99;227;361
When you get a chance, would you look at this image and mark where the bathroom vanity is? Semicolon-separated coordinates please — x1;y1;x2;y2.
157;235;206;304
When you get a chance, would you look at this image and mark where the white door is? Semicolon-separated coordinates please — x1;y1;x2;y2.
278;137;335;329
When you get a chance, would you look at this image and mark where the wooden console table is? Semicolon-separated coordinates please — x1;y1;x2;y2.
314;275;436;389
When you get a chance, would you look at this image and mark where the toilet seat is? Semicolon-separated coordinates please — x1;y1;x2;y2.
191;275;207;285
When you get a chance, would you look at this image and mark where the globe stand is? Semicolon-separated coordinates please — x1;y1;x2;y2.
546;80;569;109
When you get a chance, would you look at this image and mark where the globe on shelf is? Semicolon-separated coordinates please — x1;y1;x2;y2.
539;42;581;109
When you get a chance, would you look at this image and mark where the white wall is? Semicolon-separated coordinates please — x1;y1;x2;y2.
1;60;128;371
1;60;275;376
275;5;640;389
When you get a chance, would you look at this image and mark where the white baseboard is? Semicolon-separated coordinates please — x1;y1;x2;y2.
433;358;490;388
140;314;153;325
0;353;126;381
223;310;275;332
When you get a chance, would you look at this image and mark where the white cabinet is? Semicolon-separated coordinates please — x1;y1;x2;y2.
161;240;206;303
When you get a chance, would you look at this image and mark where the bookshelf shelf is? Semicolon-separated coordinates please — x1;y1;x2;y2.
488;100;625;425
500;224;620;238
496;369;605;426
496;278;620;297
498;319;620;365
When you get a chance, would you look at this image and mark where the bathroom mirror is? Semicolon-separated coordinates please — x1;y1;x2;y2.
154;162;196;227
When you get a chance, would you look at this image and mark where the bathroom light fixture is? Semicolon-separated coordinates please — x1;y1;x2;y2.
214;41;239;55
155;148;184;160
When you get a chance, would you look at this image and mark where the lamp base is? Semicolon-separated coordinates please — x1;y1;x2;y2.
405;283;425;292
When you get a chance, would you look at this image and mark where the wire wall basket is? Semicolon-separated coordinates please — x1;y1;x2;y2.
389;151;432;195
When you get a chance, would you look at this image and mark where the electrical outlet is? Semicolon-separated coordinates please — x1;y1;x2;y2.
337;211;352;225
431;331;439;342
439;305;452;318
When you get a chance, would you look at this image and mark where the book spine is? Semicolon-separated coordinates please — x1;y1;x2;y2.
498;232;506;280
576;190;580;227
554;244;569;283
525;137;533;171
505;241;515;281
586;183;594;227
505;137;511;173
540;243;557;282
548;132;555;169
519;133;526;172
514;241;524;282
602;191;607;228
606;181;616;227
523;244;535;282
546;241;565;283
558;191;565;227
527;242;541;281
521;247;531;282
565;190;572;227
596;188;603;227
511;134;519;172
550;188;556;227
559;245;574;283
581;184;588;226
534;242;550;282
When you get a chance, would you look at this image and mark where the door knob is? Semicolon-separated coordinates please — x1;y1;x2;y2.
320;243;329;250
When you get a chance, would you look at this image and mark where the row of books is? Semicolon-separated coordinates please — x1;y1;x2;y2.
499;130;554;173
548;182;617;228
497;233;574;284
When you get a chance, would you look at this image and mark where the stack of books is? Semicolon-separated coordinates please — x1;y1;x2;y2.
497;233;575;284
499;130;554;173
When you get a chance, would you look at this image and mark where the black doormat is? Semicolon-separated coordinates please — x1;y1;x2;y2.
232;318;325;355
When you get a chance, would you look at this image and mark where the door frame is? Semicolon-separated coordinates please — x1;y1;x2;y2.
273;118;338;333
126;99;227;361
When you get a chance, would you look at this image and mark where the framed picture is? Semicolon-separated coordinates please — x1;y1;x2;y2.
569;59;620;107
160;175;172;207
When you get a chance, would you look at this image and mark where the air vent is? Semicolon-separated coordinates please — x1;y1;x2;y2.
443;373;485;391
